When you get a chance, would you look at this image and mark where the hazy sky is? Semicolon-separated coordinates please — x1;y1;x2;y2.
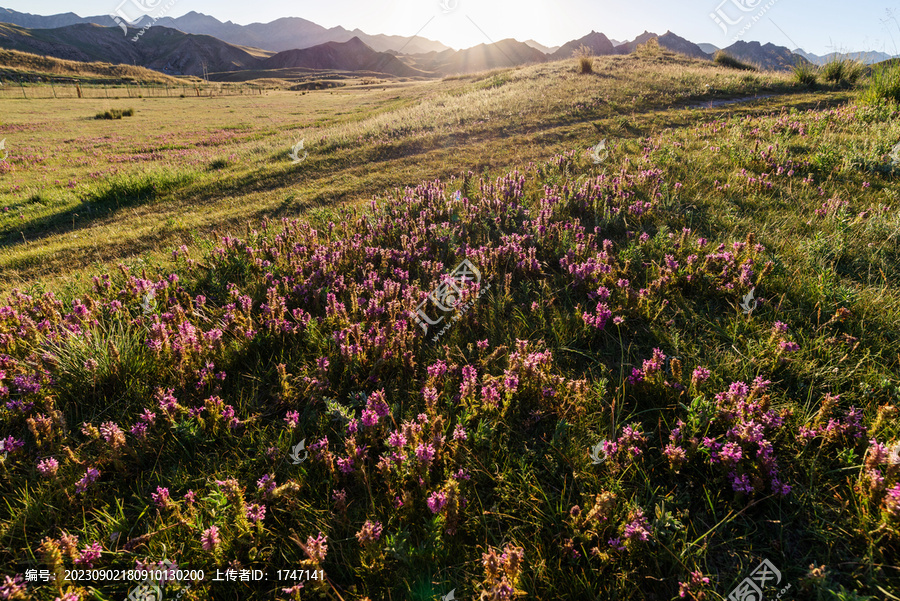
7;1;900;54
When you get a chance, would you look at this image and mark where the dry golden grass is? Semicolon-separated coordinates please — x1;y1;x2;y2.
0;48;185;83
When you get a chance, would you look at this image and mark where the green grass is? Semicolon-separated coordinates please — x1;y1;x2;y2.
87;168;195;206
0;54;802;289
0;53;899;600
862;61;900;104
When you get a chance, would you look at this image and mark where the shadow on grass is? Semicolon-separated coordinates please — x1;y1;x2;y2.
0;88;859;282
0;169;196;250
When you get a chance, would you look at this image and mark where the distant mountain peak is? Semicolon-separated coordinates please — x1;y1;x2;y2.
263;35;426;76
550;30;615;59
722;39;809;70
522;39;559;54
658;31;710;59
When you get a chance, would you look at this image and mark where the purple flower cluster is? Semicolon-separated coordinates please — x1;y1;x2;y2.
480;544;525;600
75;468;100;493
355;520;383;546
885;484;900;523
665;378;793;496
678;570;711;599
74;542;102;567
622;507;651;542
0;575;26;599
201;526;220;551
151;486;171;510
304;532;328;563
246;503;266;523
427;490;448;514
37;457;59;477
862;438;900;516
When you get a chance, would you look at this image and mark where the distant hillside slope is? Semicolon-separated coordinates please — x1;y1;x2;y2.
0;46;185;82
0;6;86;28
599;30;709;60
150;13;447;55
524;39;559;54
342;28;450;55
550;31;616;60
412;39;547;75
793;48;895;65
615;31;659;54
722;40;809;71
0;22;264;76
611;33;802;71
657;31;710;60
262;37;428;77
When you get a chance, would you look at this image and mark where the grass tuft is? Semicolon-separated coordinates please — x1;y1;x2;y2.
822;58;864;86
862;61;900;104
713;50;757;71
573;44;594;74
634;37;661;58
791;61;819;86
95;108;135;120
85;169;196;207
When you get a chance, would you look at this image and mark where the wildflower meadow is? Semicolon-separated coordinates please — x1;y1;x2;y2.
0;51;899;600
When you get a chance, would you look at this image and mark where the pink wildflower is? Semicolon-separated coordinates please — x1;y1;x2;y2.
75;468;100;493
75;542;102;567
305;532;328;563
246;503;266;523
37;457;59;478
201;526;220;551
355;520;383;546
427;491;448;514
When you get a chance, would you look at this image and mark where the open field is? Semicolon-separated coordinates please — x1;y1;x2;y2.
1;51;807;291
0;48;899;601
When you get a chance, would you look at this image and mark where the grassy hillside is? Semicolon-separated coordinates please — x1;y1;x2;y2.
0;22;266;78
0;51;802;289
0;47;187;84
0;50;898;600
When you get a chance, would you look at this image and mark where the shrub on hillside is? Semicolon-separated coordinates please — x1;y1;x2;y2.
713;50;757;71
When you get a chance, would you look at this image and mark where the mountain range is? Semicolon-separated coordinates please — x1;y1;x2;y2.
0;22;265;77
0;7;450;54
264;37;426;77
792;48;895;65
1;6;891;80
550;31;616;60
699;41;896;66
523;40;560;55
